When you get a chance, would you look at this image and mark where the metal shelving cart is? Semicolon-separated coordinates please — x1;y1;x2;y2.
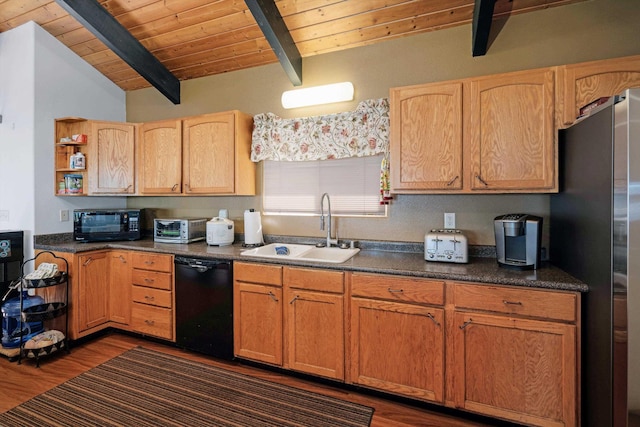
18;251;69;367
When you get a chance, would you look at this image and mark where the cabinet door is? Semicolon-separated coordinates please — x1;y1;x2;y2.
109;250;131;325
183;112;235;194
284;288;344;380
452;311;577;427
88;122;136;194
77;252;110;331
350;298;445;403
390;82;463;192
467;69;556;192
233;282;283;366
559;55;640;126
138;119;182;194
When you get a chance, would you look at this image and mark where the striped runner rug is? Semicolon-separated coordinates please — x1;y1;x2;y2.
0;347;373;426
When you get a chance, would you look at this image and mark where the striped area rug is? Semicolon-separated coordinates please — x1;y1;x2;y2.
0;347;373;426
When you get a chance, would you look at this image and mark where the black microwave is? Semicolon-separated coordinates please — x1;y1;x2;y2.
73;209;144;242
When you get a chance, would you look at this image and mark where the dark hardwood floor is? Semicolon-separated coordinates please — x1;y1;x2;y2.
0;332;503;427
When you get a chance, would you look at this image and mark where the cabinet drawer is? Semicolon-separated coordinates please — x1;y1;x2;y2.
453;283;578;322
284;267;344;293
131;252;173;273
131;302;173;340
132;268;172;290
234;261;282;286
132;285;172;308
351;273;445;306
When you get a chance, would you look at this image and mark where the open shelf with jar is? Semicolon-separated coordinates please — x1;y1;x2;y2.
55;117;88;196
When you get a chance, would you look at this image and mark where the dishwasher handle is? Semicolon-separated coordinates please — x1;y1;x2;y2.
174;256;231;273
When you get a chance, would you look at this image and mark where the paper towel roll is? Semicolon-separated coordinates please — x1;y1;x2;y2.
244;209;264;245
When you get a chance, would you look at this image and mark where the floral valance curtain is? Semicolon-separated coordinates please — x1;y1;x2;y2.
251;98;392;203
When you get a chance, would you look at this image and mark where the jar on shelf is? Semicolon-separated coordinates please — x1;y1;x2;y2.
64;174;83;194
71;152;85;169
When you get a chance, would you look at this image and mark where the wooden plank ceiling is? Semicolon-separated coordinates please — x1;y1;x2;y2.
1;0;585;93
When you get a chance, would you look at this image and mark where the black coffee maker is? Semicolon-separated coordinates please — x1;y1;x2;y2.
494;214;542;270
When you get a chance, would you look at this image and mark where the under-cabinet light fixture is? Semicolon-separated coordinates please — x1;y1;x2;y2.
281;82;354;109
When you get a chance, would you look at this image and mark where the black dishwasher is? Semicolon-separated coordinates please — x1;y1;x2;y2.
174;256;233;360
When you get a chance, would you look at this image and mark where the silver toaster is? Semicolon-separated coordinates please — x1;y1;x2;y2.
425;229;468;263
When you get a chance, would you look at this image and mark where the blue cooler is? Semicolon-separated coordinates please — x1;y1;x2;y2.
1;291;45;348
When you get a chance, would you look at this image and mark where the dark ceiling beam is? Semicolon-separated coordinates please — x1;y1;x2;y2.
472;0;496;57
54;0;180;104
245;0;302;86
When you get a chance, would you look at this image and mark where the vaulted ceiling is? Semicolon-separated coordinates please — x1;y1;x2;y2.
1;0;585;102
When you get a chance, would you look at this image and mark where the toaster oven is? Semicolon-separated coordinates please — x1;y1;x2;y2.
153;218;206;244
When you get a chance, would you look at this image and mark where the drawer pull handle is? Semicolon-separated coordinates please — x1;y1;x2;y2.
118;255;126;263
503;300;523;306
144;295;155;301
145;260;155;265
83;257;93;266
447;175;459;186
459;319;473;330
144;278;155;283
289;295;299;304
427;313;441;327
172;184;179;192
144;320;155;326
268;291;279;302
387;287;404;293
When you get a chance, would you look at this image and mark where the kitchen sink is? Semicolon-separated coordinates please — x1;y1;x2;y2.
240;243;360;264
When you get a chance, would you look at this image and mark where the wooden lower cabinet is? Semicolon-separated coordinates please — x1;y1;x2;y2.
450;283;579;427
351;298;444;401
76;251;110;333
43;250;175;341
284;267;344;380
233;262;345;381
130;252;174;341
234;262;283;365
108;250;131;325
350;273;445;402
451;312;577;426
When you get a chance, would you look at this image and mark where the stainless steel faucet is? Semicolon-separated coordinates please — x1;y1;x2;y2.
320;193;338;248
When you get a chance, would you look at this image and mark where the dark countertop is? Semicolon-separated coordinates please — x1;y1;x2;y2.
34;237;588;293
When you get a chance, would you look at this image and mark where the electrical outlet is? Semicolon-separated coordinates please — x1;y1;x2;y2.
0;210;9;221
444;212;456;229
60;209;69;222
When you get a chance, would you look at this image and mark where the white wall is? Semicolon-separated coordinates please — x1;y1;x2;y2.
0;21;128;260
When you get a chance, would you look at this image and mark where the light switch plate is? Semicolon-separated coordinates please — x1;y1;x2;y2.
59;210;69;222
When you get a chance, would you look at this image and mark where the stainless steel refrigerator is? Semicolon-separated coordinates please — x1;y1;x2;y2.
550;88;640;427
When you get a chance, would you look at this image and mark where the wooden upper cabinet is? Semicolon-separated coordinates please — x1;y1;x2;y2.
88;121;136;194
390;82;463;192
182;111;255;195
558;55;640;127
466;68;557;192
138;119;182;194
